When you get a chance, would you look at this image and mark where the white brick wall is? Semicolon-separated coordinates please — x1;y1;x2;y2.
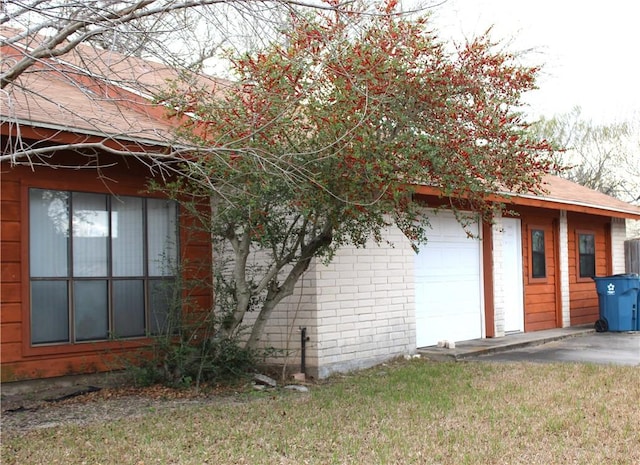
240;224;416;379
627;219;640;239
491;214;505;337
610;217;627;274
558;210;571;328
313;226;416;378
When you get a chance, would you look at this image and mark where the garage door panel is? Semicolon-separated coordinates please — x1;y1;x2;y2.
430;215;478;240
416;246;479;278
415;277;479;297
415;313;480;343
416;280;480;318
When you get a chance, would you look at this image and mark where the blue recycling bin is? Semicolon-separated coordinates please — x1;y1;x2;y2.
593;274;640;332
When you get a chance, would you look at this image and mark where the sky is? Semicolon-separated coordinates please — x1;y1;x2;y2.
426;0;640;125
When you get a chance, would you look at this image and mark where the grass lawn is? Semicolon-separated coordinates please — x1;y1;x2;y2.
2;359;639;464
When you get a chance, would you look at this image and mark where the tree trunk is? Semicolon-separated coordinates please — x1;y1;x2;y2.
219;230;252;339
245;224;333;349
245;258;311;349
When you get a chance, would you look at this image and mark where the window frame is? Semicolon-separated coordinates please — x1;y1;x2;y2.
576;230;596;282
528;225;548;283
27;187;179;347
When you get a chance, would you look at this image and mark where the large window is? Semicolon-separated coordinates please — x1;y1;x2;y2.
578;232;596;278
531;229;546;279
29;189;178;345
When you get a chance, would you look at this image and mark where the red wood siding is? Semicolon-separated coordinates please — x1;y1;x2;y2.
1;152;212;382
482;221;495;338
519;209;560;332
1;177;23;370
567;214;609;326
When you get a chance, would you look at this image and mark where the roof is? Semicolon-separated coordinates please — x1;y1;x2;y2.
513;174;640;220
0;26;230;148
3;28;639;221
415;175;640;220
2;60;177;144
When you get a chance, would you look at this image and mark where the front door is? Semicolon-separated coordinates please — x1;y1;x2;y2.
502;218;524;333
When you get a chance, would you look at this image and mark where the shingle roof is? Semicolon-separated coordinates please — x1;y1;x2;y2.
1;26;230;147
416;174;640;219
515;174;640;219
2;60;176;144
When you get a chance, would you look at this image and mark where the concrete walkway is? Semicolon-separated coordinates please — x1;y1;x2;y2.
417;325;595;361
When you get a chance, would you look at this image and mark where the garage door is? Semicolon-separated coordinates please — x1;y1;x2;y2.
415;211;484;347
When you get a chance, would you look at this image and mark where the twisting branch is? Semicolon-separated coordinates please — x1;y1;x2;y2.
1;0;358;88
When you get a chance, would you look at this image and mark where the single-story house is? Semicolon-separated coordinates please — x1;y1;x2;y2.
2;29;640;382
249;179;640;378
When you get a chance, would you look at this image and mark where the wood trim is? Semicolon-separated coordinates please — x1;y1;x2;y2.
482;220;495;338
553;218;563;328
22;337;153;358
20;180;30;358
527;224;549;284
504;197;640;220
1;123;167;154
605;222;613;276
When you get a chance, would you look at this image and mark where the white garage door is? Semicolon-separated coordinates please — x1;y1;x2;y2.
415;211;484;347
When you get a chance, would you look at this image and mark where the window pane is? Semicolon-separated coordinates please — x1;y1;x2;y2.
74;280;108;341
531;230;546;278
580;255;596;278
149;279;177;335
31;281;69;344
73;193;108;277
113;280;145;338
147;199;177;276
578;233;596;278
112;197;144;277
29;189;69;277
579;234;595;254
532;253;546;278
532;230;545;253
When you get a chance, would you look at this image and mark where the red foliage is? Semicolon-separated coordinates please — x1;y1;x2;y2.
159;0;555;245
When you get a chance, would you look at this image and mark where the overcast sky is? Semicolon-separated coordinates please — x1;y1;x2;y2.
426;0;640;125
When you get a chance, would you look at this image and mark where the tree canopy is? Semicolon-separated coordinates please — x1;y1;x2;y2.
532;107;640;204
156;0;555;346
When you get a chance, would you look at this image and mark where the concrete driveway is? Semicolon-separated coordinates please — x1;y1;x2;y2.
467;332;640;366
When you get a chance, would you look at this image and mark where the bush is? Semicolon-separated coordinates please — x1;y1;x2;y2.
126;331;260;389
121;260;269;389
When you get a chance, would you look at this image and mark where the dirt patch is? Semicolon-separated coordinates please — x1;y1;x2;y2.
1;382;251;438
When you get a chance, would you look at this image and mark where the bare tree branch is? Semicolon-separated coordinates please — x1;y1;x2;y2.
532;107;640;205
1;0;360;88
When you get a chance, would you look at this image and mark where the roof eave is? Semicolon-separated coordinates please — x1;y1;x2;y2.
1;116;174;149
412;184;640;220
506;192;640;220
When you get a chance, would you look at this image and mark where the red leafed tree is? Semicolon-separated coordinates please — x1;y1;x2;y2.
158;0;555;347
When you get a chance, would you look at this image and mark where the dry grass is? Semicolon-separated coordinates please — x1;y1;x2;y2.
2;360;639;464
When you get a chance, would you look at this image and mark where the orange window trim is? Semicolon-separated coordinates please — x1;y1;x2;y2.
527;224;549;284
575;229;596;283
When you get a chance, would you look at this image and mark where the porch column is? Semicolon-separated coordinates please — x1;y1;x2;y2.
558;210;571;327
610;217;627;274
491;212;505;337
